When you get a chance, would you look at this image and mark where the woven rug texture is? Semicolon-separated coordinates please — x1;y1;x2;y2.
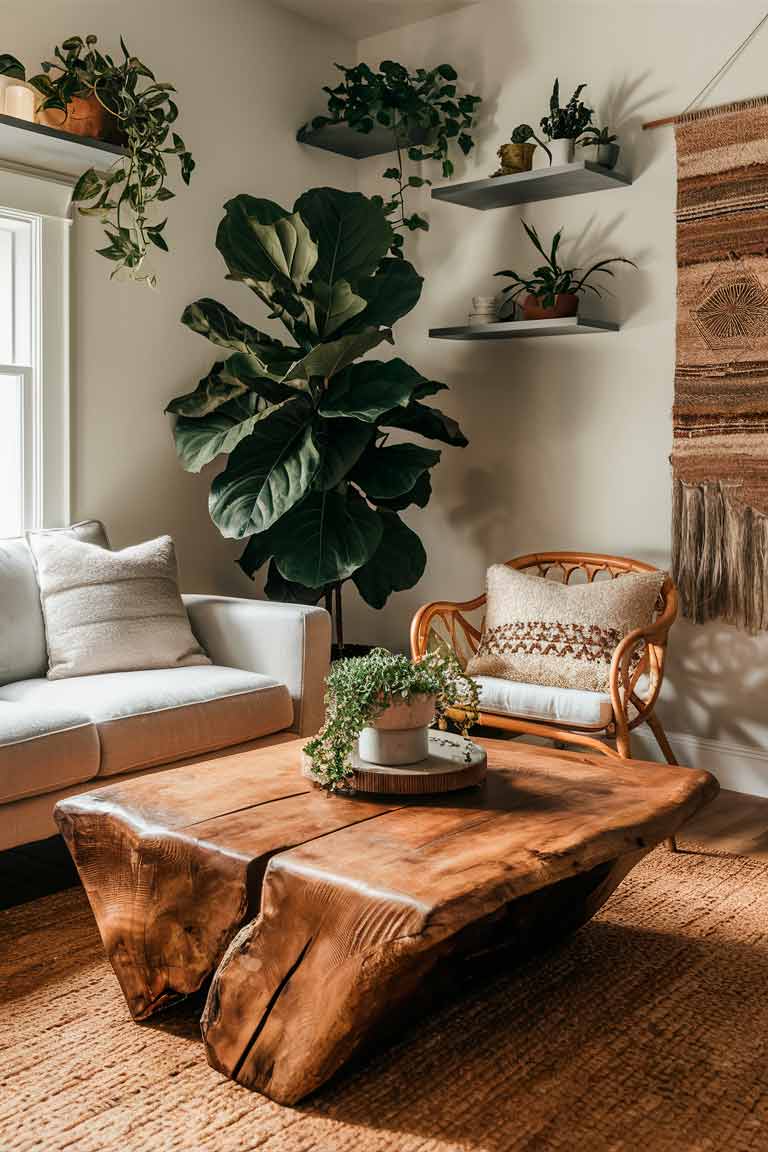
2;844;768;1151
672;97;768;630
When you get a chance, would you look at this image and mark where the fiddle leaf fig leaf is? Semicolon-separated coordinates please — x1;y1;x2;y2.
264;559;326;605
353;258;424;330
216;195;317;290
373;469;432;511
319;358;423;422
209;397;319;537
287;328;393;382
165;361;248;417
294;187;393;286
381;399;468;446
350;443;441;499
312;416;373;491
173;394;295;474
272;490;383;587
353;509;426;608
313;278;367;337
181;298;289;359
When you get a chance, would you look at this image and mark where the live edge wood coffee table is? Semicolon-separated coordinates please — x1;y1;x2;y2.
55;735;717;1105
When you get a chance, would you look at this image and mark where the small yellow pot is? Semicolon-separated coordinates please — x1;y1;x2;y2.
497;142;536;173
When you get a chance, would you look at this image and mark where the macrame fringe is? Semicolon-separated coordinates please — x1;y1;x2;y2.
674;93;768;127
672;478;768;632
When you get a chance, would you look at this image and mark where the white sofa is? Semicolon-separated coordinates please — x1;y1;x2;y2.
0;523;331;851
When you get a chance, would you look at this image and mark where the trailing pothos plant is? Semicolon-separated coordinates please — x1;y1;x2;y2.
0;35;194;285
304;648;480;790
298;61;481;256
166;187;468;646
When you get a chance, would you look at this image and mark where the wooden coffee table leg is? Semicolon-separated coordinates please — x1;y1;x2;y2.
202;848;647;1105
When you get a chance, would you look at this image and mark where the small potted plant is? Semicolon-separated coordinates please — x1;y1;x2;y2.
579;124;620;170
493;123;552;175
539;78;593;166
495;220;636;321
303;648;479;791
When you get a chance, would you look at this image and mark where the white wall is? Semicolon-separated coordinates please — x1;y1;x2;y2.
3;0;355;594
348;0;768;792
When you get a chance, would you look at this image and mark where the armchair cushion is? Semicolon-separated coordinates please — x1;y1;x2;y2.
0;666;292;777
466;565;665;693
473;675;613;730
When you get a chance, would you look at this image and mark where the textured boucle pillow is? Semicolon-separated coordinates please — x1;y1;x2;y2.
466;565;666;693
27;532;210;680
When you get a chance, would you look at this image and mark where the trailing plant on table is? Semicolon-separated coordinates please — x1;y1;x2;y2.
304;648;480;790
166;187;468;649
0;35;194;285
495;220;636;309
298;61;481;256
540;78;593;141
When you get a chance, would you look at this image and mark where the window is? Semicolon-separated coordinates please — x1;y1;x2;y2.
0;170;70;539
0;211;38;538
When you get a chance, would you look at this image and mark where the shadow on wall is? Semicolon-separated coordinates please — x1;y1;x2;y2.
599;69;675;181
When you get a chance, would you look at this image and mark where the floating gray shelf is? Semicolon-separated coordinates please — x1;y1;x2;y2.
431;161;631;210
429;317;620;340
0;113;124;180
297;121;430;160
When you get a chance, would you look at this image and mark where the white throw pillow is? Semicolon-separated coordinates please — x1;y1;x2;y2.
26;532;210;680
466;564;666;693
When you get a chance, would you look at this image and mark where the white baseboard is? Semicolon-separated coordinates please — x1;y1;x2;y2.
666;732;768;798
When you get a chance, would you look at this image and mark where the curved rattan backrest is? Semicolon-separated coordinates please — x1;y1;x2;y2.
505;551;660;583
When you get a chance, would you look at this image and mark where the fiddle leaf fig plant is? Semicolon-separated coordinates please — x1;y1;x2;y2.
166;187;468;646
0;35;194;285
298;61;481;256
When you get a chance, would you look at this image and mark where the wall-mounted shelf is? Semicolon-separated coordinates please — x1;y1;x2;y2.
431;161;631;210
429;317;619;340
297;121;429;160
0;113;124;181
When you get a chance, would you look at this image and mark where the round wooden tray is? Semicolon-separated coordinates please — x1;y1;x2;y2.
301;731;487;795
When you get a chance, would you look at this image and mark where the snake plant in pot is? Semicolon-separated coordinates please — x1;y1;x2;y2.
166;187;468;651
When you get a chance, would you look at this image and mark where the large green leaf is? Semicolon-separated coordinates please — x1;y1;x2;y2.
319;358;423;423
174;394;294;474
166;361;247;417
181;298;288;358
355;259;424;329
382;400;468;446
222;350;307;397
353;510;426;609
272;490;383;587
373;470;432;511
287;328;393;382
264;560;325;605
237;526;279;579
294;188;392;287
350;443;441;500
216;196;317;289
209;397;319;537
312;417;373;491
313;278;367;337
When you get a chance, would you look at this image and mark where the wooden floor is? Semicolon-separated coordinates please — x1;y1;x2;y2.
1;787;767;912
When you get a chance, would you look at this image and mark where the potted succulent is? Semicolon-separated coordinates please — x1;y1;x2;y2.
298;60;481;256
303;648;480;790
539;78;593;166
579;124;620;170
494;123;552;175
0;35;194;285
495;221;636;321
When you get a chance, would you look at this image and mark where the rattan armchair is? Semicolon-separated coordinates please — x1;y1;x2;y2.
410;551;679;766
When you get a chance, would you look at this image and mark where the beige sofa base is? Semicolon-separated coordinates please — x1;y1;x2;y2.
0;730;299;853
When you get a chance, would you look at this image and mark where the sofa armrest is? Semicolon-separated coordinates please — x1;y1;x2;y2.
183;595;330;737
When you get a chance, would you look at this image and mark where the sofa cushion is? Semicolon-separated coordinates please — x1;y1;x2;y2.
473;675;613;730
0;702;99;803
0;666;293;777
0;520;109;687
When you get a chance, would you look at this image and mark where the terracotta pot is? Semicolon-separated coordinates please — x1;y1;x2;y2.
36;93;123;144
497;142;536;173
522;293;579;321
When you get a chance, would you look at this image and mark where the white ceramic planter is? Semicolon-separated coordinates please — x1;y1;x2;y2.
546;138;575;166
358;693;437;767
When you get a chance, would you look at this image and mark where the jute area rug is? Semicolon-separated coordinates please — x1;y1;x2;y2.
2;844;768;1152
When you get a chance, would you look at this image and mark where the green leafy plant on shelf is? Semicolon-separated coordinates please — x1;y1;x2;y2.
298;61;481;256
0;35;194;285
166;187;468;649
495;220;637;310
304;648;480;790
540;78;593;140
